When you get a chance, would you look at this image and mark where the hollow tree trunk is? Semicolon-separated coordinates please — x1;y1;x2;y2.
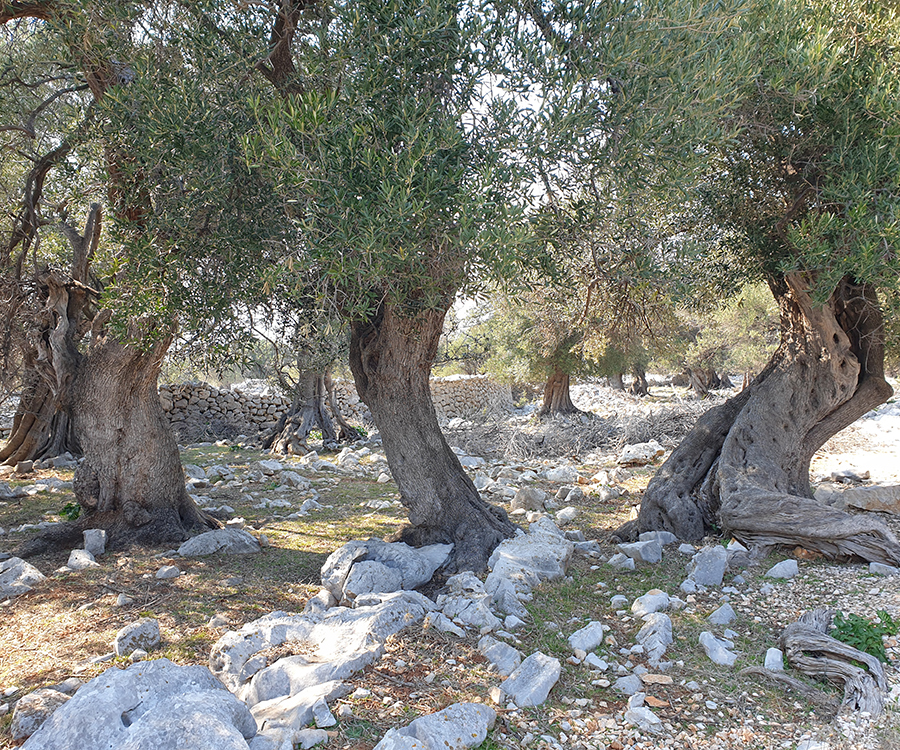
629;365;650;397
0;367;79;465
628;274;900;565
349;303;515;573
539;367;580;416
264;371;340;455
71;335;217;547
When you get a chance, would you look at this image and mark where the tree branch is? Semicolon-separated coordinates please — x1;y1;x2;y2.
0;1;55;24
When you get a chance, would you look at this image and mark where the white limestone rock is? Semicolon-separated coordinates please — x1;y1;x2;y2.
321;540;452;605
373;702;496;750
10;688;70;742
567;621;605;653
21;659;256;750
496;652;561;707
178;528;261;557
114;617;161;656
67;549;99;571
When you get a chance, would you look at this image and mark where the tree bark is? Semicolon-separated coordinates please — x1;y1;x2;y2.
607;372;625;390
628;274;900;565
539;367;580;416
71;334;217;547
349;303;515;573
0;361;81;465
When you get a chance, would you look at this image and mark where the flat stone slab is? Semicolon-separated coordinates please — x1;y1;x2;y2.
707;603;736;625
478;635;522;677
178;529;261;557
699;631;737;666
497;652;560;707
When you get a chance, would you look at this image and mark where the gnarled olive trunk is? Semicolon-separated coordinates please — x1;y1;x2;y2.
71;335;216;546
628;274;900;565
539;367;579;416
0;367;79;465
17;206;216;555
264;369;354;455
349;303;515;573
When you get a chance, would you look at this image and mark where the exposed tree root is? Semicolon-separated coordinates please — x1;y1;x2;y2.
780;609;887;717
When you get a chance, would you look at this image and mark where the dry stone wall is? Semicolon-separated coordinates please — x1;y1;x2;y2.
159;375;511;439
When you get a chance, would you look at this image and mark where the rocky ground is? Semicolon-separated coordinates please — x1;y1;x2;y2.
0;380;899;749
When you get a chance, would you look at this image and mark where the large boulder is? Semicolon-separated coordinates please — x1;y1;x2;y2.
21;659;257;750
320;540;451;604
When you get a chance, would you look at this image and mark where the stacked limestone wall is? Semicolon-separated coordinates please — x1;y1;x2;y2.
159;374;511;439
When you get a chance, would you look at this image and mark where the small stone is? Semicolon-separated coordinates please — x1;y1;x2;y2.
555;506;578;525
208;613;229;628
869;562;899;576
617;540;662;564
296;728;330;749
67;549;99;571
567;621;605;652
113;618;161;656
687;546;728;586
765;647;784;671
129;649;148;662
632;590;669;617
613;674;644;695
155;565;180;579
10;688;69;741
114;593;133;607
707;603;736;625
765;559;799;579
639;531;678;546
699;631;737;666
607;553;635;570
82;529;107;557
312;698;336;727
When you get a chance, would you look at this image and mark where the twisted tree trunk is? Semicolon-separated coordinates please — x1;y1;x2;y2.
627;274;900;565
349;303;515;573
264;371;340;454
0;368;79;465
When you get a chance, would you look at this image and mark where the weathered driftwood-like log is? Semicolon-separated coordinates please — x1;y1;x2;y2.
738;666;839;712
779;608;886;717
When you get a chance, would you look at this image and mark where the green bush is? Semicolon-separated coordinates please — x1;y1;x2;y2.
830;610;898;663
